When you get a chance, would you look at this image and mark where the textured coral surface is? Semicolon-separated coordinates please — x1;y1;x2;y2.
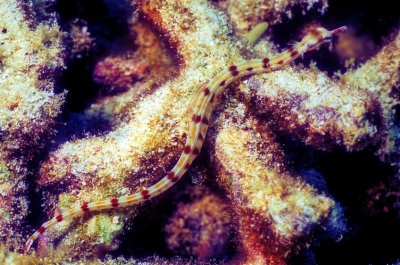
0;0;65;252
1;0;400;264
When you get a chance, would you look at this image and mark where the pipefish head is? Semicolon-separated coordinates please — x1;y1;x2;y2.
300;26;347;53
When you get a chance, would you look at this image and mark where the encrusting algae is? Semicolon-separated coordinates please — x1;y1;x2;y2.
216;0;329;34
0;0;399;264
0;0;65;254
165;186;232;260
206;99;338;264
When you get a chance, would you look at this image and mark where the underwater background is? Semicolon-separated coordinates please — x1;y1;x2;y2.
0;0;399;264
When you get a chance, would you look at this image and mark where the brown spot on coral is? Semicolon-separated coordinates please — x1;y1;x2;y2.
8;102;18;111
93;56;149;95
37;66;54;81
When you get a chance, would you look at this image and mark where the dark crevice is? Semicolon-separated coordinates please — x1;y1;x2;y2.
270;0;400;75
276;129;398;265
55;0;134;112
111;149;237;262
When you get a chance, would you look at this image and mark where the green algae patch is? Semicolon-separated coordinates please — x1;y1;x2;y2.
58;193;75;210
0;161;11;184
87;214;125;245
0;211;11;224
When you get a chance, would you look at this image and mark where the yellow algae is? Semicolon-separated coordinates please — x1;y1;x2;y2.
58;194;75;210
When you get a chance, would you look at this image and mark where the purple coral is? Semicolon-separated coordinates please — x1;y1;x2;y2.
165;186;232;260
